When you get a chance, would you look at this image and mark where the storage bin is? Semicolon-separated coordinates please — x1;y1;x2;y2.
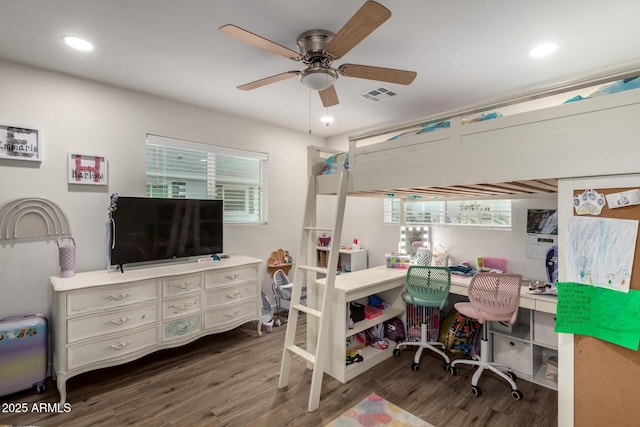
545;356;558;383
491;320;514;333
349;302;365;323
492;335;531;376
534;311;557;347
385;252;410;269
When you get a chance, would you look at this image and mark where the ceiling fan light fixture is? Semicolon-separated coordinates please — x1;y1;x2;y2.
299;67;338;91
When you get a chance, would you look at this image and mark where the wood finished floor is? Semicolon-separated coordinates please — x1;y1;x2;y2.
0;318;557;427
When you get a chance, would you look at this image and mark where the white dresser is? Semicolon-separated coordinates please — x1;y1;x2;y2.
49;255;262;404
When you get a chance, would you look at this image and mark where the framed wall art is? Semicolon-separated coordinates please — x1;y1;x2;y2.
0;125;40;162
68;153;108;185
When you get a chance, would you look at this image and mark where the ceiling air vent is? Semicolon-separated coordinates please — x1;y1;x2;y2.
359;86;397;102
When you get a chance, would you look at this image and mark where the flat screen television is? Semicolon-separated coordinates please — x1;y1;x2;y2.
109;196;223;267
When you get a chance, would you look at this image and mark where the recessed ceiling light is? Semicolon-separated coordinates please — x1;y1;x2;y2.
63;36;94;51
529;42;558;58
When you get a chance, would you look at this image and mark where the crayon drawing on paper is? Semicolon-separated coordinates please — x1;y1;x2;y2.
567;216;638;292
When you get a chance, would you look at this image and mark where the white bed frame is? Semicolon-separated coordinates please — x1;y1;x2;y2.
315;83;640;198
308;73;640;426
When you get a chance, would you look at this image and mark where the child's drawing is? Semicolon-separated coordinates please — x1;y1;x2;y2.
567;216;638;292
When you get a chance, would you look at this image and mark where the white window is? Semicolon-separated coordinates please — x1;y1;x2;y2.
384;198;511;228
146;134;268;224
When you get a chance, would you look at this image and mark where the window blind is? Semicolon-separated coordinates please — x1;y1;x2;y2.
146;134;268;224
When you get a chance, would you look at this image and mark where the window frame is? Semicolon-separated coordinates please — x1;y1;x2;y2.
145;134;268;225
384;197;512;229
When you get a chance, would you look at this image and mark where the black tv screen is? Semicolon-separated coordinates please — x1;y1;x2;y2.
109;197;223;266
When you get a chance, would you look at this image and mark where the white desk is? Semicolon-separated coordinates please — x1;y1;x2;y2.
314;266;558;389
448;275;558;314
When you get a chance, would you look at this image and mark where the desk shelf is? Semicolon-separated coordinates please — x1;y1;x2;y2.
489;307;558;391
347;306;404;337
345;345;395;382
316;266;406;384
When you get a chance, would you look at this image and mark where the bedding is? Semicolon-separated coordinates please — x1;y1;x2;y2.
388;120;451;141
564;75;640;104
321;151;349;174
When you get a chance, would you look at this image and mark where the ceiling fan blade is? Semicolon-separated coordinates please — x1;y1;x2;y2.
319;85;339;107
339;64;417;85
324;1;391;60
219;24;300;60
237;71;299;90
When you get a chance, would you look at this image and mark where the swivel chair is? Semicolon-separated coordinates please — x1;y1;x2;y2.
448;273;524;400
393;265;451;371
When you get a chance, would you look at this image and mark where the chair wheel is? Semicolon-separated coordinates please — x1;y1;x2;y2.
507;371;518;381
393;348;401;357
471;385;482;397
448;366;458;376
411;362;420;371
511;389;523;400
442;362;450;371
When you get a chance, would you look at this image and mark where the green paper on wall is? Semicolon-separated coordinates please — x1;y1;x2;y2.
555;282;640;351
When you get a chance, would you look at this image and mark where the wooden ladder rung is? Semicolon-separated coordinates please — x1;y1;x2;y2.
286;345;316;365
292;304;321;318
298;265;328;275
303;226;334;232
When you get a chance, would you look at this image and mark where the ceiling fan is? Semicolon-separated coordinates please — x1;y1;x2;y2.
219;0;417;108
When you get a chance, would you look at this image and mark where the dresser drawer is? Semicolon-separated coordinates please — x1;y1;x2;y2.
162;294;201;320
162;314;201;342
67;280;159;317
205;282;258;308
204;266;258;289
67;326;158;370
162;273;202;297
67;303;159;344
204;300;259;330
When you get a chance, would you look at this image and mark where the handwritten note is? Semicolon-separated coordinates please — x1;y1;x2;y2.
556;282;640;350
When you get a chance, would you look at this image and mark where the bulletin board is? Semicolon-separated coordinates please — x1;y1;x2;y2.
573;187;640;426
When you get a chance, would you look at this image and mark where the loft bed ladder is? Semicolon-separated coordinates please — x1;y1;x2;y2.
278;167;349;412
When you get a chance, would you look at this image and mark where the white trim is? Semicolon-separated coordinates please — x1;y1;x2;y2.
146;134;268;160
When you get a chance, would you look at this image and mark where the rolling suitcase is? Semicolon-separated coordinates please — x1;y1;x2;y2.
0;314;47;397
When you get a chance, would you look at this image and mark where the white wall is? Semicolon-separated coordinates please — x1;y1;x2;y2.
0;60;325;319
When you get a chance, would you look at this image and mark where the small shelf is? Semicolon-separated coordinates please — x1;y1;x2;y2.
533;365;558;390
346;306;404;338
490;324;531;342
345;345;395;381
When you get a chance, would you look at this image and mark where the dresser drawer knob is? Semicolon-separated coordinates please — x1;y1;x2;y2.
108;342;130;351
104;292;130;301
224;310;241;318
226;290;242;298
225;273;240;280
107;317;130;326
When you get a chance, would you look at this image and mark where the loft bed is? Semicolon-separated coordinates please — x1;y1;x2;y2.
312;71;640;199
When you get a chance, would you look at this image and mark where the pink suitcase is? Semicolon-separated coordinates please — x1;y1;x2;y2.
0;314;47;397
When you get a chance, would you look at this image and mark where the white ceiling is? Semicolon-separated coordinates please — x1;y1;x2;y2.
1;0;639;138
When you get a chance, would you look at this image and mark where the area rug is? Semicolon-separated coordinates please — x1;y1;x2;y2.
325;392;434;427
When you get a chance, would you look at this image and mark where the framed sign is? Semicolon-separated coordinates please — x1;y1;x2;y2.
68;153;108;185
0;125;40;162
